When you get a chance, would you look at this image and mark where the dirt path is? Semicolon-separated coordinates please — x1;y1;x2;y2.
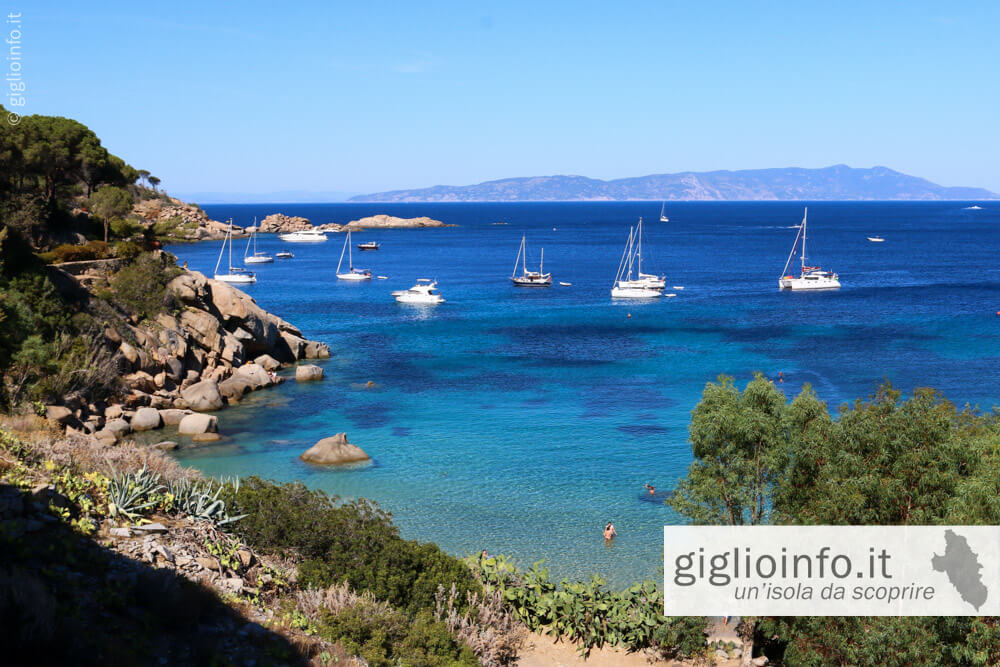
517;632;741;666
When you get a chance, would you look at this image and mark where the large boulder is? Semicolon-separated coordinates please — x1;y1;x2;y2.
105;418;132;438
45;405;75;425
300;433;369;465
254;354;281;372
235;363;271;389
180;380;225;412
304;341;331;359
295;364;324;382
130;407;162;431
218;375;254;400
158;408;191;426
178;413;218;435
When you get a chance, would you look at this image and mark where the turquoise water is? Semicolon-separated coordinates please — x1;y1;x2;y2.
166;201;1000;587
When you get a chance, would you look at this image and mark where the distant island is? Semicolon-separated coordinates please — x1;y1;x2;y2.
350;165;998;202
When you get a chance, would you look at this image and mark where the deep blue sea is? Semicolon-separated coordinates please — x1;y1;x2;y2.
164;201;999;587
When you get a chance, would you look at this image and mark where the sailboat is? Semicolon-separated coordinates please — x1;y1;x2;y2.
659;202;669;222
336;230;371;281
612;220;663;299
244;218;273;264
779;208;840;290
214;220;256;284
510;235;551;287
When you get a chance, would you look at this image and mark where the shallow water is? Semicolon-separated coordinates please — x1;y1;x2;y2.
167;201;1000;587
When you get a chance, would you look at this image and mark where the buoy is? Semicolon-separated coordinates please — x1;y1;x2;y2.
627;313;631;319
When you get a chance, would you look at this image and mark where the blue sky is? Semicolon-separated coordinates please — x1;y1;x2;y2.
18;1;1000;196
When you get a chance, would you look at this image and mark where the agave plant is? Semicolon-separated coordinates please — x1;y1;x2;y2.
106;464;164;521
167;477;246;526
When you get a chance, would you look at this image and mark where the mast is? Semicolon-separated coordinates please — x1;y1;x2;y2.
800;208;808;274
513;236;525;278
227;220;233;272
214;219;229;275
253;217;258;255
337;229;348;273
780;215;804;279
540;247;544;274
615;226;634;287
348;230;353;270
636;217;643;276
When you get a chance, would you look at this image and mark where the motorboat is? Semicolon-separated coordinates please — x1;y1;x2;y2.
778;208;840;290
276;251;294;259
510;235;552;287
279;229;328;242
867;236;885;243
214;220;257;284
336;230;371;281
393;279;444;304
357;241;380;251
244;219;274;264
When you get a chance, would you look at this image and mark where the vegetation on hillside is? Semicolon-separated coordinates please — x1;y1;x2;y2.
669;374;1000;665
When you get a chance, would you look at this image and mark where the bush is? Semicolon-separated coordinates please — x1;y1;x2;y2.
109;217;141;239
39;241;111;264
224;478;481;616
109;252;180;320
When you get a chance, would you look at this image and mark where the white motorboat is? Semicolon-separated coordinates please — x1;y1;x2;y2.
279;229;328;242
214;220;257;284
659;201;669;222
510;235;552;287
672;286;684;290
276;251;294;259
779;208;840;290
611;218;665;298
867;236;885;243
559;281;572;286
393;279;444;304
357;241;380;251
244;219;274;264
336;230;371;281
964;205;983;210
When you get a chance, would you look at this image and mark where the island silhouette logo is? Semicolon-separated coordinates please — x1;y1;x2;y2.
931;528;989;611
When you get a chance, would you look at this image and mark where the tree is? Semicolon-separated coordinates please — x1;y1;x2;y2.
137;169;150;188
87;186;133;242
148;175;160;191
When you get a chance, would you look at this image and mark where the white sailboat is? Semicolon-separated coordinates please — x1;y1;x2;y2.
612;220;663;299
659;202;669;222
393;279;444;304
244;218;274;264
336;230;371;281
510;235;552;287
214;220;256;284
279;229;328;242
778;208;840;290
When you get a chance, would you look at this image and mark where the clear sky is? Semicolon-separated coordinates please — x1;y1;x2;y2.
17;1;1000;196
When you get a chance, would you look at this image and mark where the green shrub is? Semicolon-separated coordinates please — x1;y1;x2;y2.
109;217;142;239
113;240;142;260
109;252;180;320
224;478;481;615
39;240;111;264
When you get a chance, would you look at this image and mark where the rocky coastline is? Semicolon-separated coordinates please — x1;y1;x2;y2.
46;261;330;446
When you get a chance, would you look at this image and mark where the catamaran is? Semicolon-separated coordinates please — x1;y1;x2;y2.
244;218;274;264
779;208;840;290
510;235;551;287
214;220;256;284
659;202;669;222
393;279;444;304
336;230;371;281
612;220;663;299
279;229;328;242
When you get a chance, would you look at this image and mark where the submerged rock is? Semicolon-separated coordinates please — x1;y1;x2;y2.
300;433;369;465
178;413;218;435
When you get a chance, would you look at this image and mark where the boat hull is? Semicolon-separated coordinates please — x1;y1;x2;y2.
214;273;256;284
611;286;662;299
779;276;840;290
395;294;444;304
279;233;327;242
511;276;552;287
337;272;371;281
245;256;274;264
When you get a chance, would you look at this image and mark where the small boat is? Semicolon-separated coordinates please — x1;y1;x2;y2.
336;230;371;281
559;281;572;286
510;235;551;287
279;229;328;242
612;219;664;299
244;219;274;264
377;275;388;280
393;279;444;304
357;241;380;251
659;201;669;222
672;286;684;290
214;220;257;284
276;251;294;259
492;221;508;225
778;208;840;290
665;293;677;298
964;205;983;210
867;236;885;243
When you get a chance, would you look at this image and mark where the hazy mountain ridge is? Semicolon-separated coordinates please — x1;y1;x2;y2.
350;165;998;202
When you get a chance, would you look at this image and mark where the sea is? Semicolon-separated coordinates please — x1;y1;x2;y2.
163;201;999;588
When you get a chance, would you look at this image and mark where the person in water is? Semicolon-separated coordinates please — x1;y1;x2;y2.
644;483;656;496
603;522;617;541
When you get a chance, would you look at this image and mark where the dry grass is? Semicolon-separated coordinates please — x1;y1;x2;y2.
0;415;197;482
435;583;529;667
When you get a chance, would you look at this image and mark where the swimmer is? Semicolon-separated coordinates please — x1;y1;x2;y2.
603;522;617;541
644;483;656;496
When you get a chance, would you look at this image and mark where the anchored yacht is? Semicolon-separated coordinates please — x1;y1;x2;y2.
778;208;840;290
393;279;444;304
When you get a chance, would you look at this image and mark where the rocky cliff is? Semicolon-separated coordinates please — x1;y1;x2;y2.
132;196;241;241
